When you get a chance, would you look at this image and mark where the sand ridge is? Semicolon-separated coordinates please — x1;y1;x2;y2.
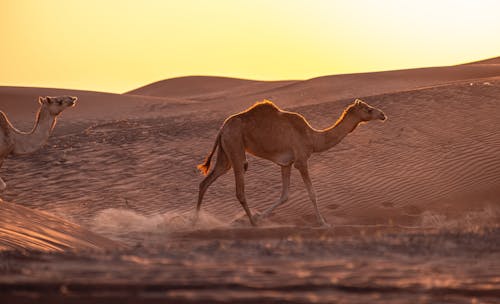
0;199;123;252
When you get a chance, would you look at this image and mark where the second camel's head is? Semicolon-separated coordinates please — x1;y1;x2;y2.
349;99;386;122
39;96;78;116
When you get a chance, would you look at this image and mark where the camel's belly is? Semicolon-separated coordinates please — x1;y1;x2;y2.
241;125;299;166
245;147;294;166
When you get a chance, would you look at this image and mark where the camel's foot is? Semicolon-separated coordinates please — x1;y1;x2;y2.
250;210;264;226
316;216;331;228
251;210;265;223
313;222;331;228
319;221;331;228
232;210;261;227
191;211;200;227
0;179;6;192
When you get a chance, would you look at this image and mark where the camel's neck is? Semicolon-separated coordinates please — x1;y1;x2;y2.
311;111;362;153
11;107;57;155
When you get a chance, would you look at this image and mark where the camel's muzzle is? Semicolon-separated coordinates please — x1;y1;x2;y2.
68;97;77;107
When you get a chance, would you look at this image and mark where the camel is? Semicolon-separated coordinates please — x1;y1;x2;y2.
195;99;386;227
0;96;77;191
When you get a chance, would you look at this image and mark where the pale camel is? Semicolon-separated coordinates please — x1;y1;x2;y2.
195;99;386;227
0;96;77;191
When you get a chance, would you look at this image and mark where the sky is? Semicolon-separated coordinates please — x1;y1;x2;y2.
1;0;499;93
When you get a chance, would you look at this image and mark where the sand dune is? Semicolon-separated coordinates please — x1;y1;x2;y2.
0;61;499;246
0;199;122;252
1;60;500;303
465;56;500;65
126;64;500;110
3;63;500;133
126;75;297;99
0;86;202;137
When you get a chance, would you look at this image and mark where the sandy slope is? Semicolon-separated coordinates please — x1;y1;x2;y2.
0;199;122;252
126;75;297;100
465;56;500;65
125;65;500;111
0;86;201;137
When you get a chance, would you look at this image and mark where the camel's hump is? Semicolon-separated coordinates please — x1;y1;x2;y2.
245;100;281;112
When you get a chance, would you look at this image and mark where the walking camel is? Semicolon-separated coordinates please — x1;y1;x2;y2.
196;99;386;227
0;96;77;191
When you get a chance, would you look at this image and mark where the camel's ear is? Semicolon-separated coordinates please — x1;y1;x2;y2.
38;96;47;104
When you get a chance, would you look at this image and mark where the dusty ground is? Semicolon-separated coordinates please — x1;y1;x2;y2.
1;61;499;303
1;227;499;303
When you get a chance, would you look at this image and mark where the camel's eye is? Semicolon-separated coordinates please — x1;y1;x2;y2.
58;100;63;105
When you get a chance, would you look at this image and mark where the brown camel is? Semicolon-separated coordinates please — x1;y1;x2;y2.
196;99;386;226
0;96;77;191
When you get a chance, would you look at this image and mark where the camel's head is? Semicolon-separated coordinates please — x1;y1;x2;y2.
350;99;386;122
39;96;77;115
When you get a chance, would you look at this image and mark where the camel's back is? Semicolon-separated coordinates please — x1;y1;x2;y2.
239;100;280;118
236;101;306;131
225;101;312;158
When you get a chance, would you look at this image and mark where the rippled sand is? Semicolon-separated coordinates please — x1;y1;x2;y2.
1;63;500;303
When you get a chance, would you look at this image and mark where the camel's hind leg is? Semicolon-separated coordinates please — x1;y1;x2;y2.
195;148;231;223
222;136;256;227
233;165;256;226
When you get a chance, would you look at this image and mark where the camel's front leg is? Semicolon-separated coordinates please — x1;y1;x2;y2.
297;165;329;227
255;165;291;222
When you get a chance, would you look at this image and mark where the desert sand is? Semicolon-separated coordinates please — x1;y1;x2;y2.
0;59;499;303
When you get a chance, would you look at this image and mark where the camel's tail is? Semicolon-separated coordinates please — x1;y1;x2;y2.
197;131;221;175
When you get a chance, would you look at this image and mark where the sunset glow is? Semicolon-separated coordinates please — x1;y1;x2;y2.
1;0;499;93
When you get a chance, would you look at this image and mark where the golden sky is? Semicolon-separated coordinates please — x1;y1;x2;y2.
1;0;499;93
